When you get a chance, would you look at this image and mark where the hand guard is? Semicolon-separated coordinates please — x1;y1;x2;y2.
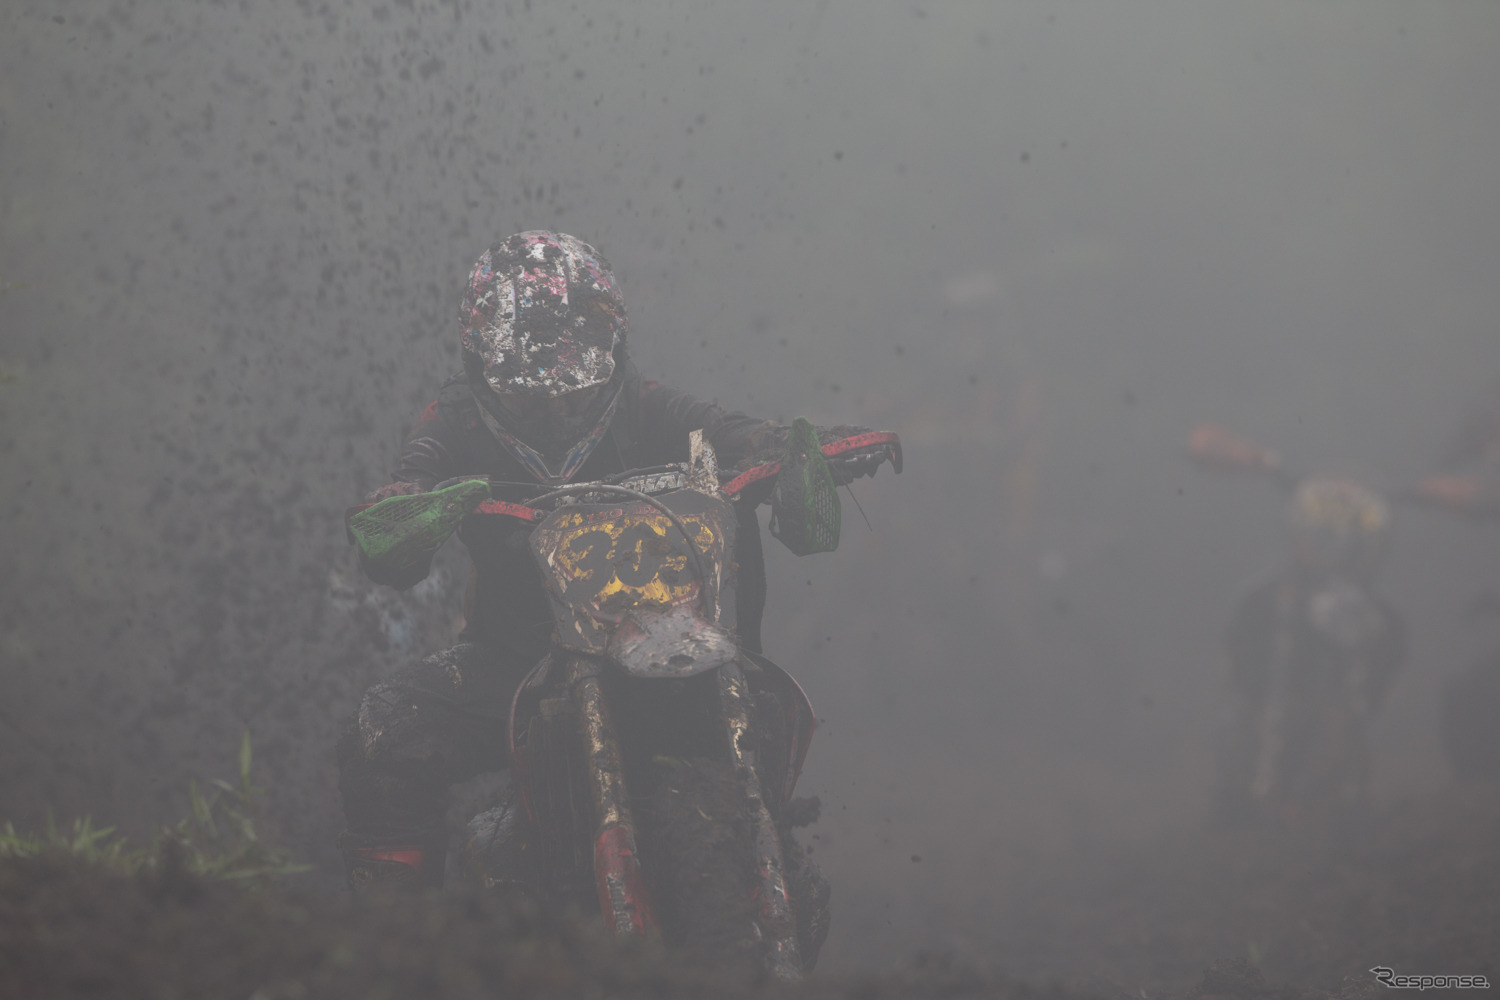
346;478;491;588
770;418;842;555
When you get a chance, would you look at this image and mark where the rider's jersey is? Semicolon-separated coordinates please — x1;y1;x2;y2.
364;367;786;664
1224;573;1407;717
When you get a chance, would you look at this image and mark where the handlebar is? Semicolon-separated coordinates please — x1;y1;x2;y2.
1183;422;1500;522
401;430;904;523
1185;423;1297;488
347;430;903;581
720;431;903;498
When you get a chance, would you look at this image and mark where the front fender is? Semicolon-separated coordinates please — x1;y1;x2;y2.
607;602;739;678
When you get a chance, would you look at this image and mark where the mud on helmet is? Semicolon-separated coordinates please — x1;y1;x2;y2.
460;232;628;482
1286;477;1391;581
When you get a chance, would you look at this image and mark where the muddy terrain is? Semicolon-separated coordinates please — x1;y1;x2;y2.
4;782;1495;998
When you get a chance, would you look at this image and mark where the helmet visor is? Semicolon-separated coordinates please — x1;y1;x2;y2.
490;383;607;425
473;378;622;467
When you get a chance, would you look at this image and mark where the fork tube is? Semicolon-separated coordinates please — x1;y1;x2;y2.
566;656;658;936
718;659;803;980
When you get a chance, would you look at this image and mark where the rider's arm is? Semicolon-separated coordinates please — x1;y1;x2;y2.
388;397;469;492
634;380;880;480
357;382;475;587
367;379;476;501
634;380;781;471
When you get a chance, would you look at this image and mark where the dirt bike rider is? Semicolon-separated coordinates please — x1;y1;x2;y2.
1215;477;1407;825
337;231;884;890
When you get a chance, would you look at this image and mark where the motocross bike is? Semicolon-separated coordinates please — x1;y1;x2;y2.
1186;424;1406;826
349;420;901;979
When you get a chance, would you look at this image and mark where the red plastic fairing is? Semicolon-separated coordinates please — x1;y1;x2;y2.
352;846;426;876
820;431;903;472
720;461;781;498
720;431;903;498
475;499;545;521
594;824;659;936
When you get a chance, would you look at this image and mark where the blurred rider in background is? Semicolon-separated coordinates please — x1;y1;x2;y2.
337;231;881;889
1216;477;1407;826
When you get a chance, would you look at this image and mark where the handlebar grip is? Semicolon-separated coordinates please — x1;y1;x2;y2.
1411;474;1500;519
720;431;903;498
822;431;903;474
1186;423;1280;475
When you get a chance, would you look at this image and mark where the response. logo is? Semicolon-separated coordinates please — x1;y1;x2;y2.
1371;967;1491;991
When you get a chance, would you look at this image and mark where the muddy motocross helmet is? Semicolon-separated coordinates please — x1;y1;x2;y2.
460;231;628;483
1285;477;1391;582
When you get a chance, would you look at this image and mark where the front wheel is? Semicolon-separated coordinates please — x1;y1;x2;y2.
778;822;830;971
635;756;763;973
634;756;828;976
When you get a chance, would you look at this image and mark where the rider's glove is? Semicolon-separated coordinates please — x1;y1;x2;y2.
368;481;425;503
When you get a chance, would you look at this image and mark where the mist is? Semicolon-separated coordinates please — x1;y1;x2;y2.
3;1;1499;988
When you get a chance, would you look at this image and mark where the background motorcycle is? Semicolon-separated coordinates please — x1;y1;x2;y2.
1185;424;1406;826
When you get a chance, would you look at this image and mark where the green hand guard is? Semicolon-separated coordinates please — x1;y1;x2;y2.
347;479;491;576
770;417;841;555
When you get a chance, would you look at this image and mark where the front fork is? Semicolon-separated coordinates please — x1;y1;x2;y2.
564;655;804;979
566;656;658;936
718;658;804;980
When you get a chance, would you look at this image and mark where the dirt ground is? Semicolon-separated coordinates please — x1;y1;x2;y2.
3;782;1495;1000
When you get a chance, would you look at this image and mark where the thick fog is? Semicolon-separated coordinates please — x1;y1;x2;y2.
3;0;1499;982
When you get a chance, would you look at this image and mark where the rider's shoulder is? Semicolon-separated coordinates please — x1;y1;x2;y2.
399;374;483;437
432;373;479;415
615;371;689;416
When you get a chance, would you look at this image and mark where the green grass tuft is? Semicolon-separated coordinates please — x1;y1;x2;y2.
0;731;310;886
